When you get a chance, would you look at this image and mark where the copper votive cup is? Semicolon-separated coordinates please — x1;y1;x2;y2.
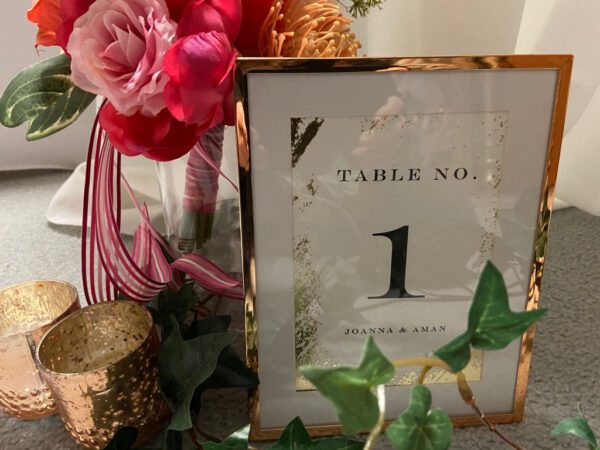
36;301;167;450
0;280;79;419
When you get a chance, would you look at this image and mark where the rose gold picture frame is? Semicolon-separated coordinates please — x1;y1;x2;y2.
234;55;573;440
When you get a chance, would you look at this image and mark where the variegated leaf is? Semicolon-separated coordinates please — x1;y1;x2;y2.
0;54;95;140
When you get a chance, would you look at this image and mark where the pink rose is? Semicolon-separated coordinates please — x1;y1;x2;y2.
163;31;236;126
67;0;176;116
177;0;242;41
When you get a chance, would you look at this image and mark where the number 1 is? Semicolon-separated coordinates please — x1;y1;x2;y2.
369;225;424;299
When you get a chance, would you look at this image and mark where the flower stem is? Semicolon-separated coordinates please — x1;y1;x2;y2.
456;373;525;450
390;357;525;450
364;384;386;450
392;356;452;372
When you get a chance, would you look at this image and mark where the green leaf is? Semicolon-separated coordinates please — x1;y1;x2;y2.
201;425;249;450
269;417;364;450
347;0;387;18
300;337;394;435
435;261;546;372
157;317;236;431
187;315;231;338
0;54;95;140
194;345;259;392
190;345;259;415
270;417;312;450
432;332;473;374
186;315;258;413
148;283;199;338
552;409;599;450
104;428;138;450
385;385;453;450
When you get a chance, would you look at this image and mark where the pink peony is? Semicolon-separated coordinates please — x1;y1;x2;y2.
177;0;242;41
99;102;203;161
67;0;176;116
163;31;236;126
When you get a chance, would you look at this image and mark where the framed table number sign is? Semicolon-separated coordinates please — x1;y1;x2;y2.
234;55;572;439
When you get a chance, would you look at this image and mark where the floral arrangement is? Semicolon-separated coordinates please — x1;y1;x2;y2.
1;2;597;450
6;0;366;157
0;0;373;306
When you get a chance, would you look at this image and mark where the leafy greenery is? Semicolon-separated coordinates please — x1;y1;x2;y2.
157;316;235;431
113;260;557;450
435;261;547;372
186;316;259;414
385;385;453;450
552;405;599;450
151;290;258;429
186;314;231;338
270;417;364;450
0;54;95;140
201;425;249;450
345;0;387;18
148;283;200;338
301;336;394;435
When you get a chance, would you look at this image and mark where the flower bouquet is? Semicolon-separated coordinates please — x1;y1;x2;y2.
0;0;371;304
0;0;381;446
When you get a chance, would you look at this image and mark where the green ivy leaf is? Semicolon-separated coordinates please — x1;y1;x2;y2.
270;417;313;450
186;315;231;339
188;316;259;415
552;406;599;450
0;54;95;140
269;417;363;450
201;425;249;450
104;428;138;450
157;317;235;431
435;261;546;372
300;337;394;435
385;385;452;450
148;283;199;338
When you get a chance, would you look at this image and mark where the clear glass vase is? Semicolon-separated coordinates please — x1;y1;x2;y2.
155;125;241;275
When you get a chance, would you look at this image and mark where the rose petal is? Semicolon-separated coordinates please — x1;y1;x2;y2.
163;32;236;125
99;102;203;161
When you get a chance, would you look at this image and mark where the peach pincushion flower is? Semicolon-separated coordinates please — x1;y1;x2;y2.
259;0;361;57
67;0;176;116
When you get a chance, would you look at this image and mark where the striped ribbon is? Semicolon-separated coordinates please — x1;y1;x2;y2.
81;105;243;305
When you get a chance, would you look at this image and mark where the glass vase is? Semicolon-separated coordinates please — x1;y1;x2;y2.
155;125;241;275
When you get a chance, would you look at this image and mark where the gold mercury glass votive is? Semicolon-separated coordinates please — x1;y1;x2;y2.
0;280;79;419
36;300;168;450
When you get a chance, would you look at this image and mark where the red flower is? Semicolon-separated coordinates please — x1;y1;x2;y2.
99;103;203;161
27;0;62;47
235;0;273;56
163;31;236;126
56;0;95;51
165;0;192;21
177;0;241;41
27;0;94;51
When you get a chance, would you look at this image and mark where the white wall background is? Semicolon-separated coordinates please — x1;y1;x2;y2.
1;1;599;217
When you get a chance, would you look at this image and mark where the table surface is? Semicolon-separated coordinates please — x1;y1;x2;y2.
1;170;599;450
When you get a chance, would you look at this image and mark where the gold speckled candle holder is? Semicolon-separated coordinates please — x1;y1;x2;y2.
36;301;168;450
0;280;79;419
